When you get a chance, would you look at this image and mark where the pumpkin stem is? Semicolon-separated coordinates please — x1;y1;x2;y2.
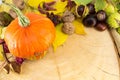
3;2;30;27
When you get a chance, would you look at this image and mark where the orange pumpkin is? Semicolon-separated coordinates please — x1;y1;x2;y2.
4;12;55;59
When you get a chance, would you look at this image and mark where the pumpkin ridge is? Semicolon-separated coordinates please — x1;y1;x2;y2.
26;29;47;58
29;28;49;50
7;30;21;57
30;19;55;33
30;24;53;46
5;28;21;49
30;19;44;24
17;30;31;58
29;18;53;26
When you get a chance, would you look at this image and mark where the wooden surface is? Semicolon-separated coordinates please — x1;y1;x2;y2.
0;28;120;80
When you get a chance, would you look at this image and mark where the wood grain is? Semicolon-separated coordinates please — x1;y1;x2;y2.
0;28;119;80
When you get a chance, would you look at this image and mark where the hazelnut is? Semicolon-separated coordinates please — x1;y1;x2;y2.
62;10;75;22
9;9;17;19
12;0;25;10
62;22;75;35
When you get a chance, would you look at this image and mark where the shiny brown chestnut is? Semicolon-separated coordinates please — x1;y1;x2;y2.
87;3;95;14
96;10;107;21
83;14;97;27
95;22;107;31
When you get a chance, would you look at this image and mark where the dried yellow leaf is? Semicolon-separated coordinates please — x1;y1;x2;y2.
0;27;3;60
50;1;67;14
27;0;54;8
0;45;4;60
53;23;68;51
27;0;67;14
72;19;86;35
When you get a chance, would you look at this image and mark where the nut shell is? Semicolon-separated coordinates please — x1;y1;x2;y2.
62;10;75;22
62;22;75;35
12;0;25;10
9;9;17;19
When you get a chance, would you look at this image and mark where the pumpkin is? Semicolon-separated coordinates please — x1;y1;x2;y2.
4;4;55;59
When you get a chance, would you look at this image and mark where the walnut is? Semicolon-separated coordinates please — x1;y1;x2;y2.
9;9;17;19
12;0;25;10
62;10;75;22
62;22;75;35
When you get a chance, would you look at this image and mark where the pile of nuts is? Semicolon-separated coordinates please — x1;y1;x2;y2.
76;3;108;31
61;10;75;35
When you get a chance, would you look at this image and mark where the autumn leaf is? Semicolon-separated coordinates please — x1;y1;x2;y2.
72;0;92;5
95;0;107;11
0;27;4;60
0;27;7;39
53;23;68;51
117;27;120;34
50;1;67;14
27;0;67;14
0;45;4;60
0;0;12;12
72;19;86;35
27;0;54;8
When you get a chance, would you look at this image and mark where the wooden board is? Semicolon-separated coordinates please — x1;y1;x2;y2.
0;28;120;80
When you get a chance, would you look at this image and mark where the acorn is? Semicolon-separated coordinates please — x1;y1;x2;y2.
0;11;14;26
107;12;120;28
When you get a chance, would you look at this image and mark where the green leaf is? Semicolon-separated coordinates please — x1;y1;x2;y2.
117;27;120;34
72;0;92;5
72;19;86;35
95;0;107;11
53;23;68;51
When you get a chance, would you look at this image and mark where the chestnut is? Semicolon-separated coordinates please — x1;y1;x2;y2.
87;3;95;14
95;22;107;31
83;14;97;27
96;10;107;21
77;5;85;17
